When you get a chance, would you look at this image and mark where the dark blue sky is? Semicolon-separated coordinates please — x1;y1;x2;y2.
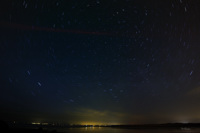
0;0;200;124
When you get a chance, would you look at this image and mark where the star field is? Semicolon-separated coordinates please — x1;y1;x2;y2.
0;0;200;124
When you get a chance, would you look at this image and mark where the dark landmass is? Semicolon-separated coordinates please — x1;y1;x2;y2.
0;120;58;133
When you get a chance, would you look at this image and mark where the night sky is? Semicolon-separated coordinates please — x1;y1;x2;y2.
1;0;200;125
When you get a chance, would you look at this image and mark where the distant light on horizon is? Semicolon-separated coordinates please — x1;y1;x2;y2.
31;122;41;125
79;122;121;126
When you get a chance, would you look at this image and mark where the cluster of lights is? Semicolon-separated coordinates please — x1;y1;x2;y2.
31;122;41;125
31;122;49;125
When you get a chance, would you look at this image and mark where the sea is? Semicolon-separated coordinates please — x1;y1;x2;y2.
47;127;200;133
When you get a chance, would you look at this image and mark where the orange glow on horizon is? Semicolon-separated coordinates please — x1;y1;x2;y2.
79;122;121;126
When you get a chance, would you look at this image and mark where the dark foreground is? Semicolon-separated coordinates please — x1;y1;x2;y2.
2;120;200;133
0;121;58;133
5;127;200;133
6;128;58;133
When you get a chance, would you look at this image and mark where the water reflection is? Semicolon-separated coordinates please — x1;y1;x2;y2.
59;127;199;133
